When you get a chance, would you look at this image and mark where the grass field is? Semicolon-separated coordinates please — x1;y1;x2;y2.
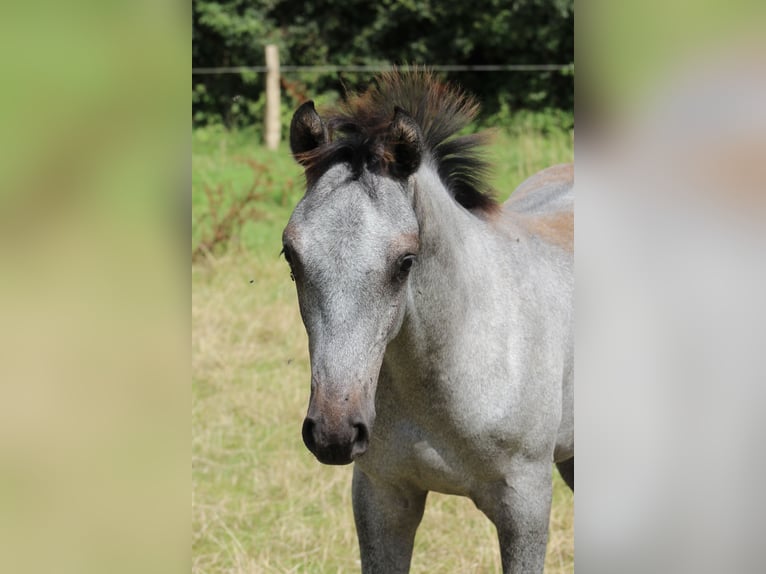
192;123;574;573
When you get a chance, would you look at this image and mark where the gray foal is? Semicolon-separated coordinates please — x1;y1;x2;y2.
283;71;573;573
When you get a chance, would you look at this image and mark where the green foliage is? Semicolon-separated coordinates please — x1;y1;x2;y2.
193;0;573;127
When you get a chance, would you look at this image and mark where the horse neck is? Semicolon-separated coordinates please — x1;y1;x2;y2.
413;164;490;270
386;164;495;374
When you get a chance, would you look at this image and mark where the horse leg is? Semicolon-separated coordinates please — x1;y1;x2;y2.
474;460;553;574
556;457;574;491
352;465;427;573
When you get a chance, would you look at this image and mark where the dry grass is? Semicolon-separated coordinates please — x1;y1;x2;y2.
192;251;573;573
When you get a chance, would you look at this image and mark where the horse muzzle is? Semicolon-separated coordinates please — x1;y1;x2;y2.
301;413;370;465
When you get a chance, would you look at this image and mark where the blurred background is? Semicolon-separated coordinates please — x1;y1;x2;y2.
192;0;573;130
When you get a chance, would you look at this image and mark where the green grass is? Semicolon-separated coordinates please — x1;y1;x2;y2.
192;124;574;573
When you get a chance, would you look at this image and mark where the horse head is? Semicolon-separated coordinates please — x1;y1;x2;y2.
284;101;422;464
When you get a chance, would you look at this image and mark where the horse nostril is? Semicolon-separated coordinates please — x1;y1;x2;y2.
302;418;317;453
351;422;370;457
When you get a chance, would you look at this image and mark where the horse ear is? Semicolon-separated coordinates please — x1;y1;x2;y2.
290;101;328;164
388;107;423;178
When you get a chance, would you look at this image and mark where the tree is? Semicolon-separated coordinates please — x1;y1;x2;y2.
192;0;573;128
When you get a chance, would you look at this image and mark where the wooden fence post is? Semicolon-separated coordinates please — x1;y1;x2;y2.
265;45;280;150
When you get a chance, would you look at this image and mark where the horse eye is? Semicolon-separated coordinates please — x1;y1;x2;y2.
397;254;416;279
281;246;296;281
281;245;295;266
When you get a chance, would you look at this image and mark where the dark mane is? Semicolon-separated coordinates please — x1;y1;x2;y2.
299;70;498;215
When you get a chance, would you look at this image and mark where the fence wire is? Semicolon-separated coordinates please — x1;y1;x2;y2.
192;64;573;75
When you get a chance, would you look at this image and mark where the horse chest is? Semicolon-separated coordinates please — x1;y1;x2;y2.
359;407;516;497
